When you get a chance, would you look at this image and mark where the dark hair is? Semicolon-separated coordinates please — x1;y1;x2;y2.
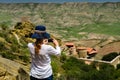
34;39;43;54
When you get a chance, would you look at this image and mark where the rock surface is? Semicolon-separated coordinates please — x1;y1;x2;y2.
0;56;30;80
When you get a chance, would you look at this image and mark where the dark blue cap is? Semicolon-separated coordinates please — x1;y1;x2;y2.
35;25;46;31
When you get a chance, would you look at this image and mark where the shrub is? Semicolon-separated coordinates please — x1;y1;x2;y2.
62;57;88;80
113;69;120;80
1;51;17;60
102;52;118;61
0;42;6;50
60;52;67;63
96;63;115;80
19;55;29;63
116;64;120;70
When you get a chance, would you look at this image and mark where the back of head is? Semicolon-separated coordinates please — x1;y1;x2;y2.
34;39;43;54
31;25;51;54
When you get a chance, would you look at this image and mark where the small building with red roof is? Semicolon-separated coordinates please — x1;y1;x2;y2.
65;42;74;48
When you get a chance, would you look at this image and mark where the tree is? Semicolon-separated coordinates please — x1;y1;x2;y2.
102;52;118;61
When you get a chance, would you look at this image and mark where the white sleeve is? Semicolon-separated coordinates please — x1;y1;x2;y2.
27;43;35;54
47;45;61;56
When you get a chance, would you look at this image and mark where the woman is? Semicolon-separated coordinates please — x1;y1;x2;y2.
28;25;61;80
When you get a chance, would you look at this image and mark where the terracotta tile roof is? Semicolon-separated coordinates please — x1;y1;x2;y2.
86;48;93;53
87;48;97;54
76;47;97;54
65;42;74;47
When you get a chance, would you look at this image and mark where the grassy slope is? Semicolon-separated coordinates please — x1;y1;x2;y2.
50;22;120;40
83;22;120;35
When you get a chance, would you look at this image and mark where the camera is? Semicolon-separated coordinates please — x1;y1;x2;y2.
48;38;53;42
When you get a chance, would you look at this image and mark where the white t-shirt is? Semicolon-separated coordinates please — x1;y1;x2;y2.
28;43;61;79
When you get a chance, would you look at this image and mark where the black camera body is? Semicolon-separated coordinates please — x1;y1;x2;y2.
48;38;53;42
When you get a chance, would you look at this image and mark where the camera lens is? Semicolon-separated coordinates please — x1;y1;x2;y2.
48;38;53;42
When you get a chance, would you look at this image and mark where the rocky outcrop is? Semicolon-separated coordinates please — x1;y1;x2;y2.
0;56;30;80
13;21;35;43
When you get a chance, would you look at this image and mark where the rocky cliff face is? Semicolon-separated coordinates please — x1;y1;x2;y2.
0;56;29;80
0;21;34;80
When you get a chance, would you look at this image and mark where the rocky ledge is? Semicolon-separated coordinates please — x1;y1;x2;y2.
0;56;30;80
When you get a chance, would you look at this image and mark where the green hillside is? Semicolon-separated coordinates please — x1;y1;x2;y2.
0;2;120;40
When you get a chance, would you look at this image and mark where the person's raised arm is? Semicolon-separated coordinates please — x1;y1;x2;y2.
47;39;61;56
52;39;59;47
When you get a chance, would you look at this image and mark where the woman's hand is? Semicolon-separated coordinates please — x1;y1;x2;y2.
53;39;59;46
